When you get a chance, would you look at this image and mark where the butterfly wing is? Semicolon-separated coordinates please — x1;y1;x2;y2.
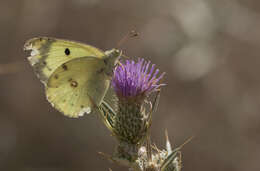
46;57;110;118
24;37;105;84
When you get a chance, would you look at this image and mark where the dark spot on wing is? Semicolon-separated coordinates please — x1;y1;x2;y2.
42;61;47;65
68;78;72;82
70;80;78;88
97;68;104;74
54;74;59;79
62;64;68;70
65;48;70;56
80;105;84;108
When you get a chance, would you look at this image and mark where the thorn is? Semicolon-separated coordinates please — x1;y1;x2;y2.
165;129;172;154
176;136;194;151
165;129;169;141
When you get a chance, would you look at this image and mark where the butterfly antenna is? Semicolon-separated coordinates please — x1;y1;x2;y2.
121;54;130;59
116;30;139;48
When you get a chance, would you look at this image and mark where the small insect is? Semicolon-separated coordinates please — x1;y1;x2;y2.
24;37;120;118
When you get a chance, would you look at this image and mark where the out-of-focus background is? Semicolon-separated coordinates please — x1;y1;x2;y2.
1;0;260;170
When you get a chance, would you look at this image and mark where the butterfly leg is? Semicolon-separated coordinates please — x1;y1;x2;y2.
85;91;116;131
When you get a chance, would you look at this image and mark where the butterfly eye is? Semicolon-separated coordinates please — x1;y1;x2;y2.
65;48;70;56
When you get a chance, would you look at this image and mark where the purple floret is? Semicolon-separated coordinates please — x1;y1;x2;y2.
112;58;165;98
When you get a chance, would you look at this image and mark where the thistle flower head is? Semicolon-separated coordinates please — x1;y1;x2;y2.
99;58;166;165
112;58;165;100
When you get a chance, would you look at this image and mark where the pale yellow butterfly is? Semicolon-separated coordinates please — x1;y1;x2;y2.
24;37;120;118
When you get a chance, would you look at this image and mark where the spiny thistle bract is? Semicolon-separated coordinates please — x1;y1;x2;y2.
137;132;183;171
99;58;183;170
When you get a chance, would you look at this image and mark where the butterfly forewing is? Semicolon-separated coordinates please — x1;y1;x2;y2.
24;37;105;84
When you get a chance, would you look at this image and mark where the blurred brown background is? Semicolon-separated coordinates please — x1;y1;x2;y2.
1;0;260;170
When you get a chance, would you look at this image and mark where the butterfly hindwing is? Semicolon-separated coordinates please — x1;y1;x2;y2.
24;37;105;84
46;57;110;118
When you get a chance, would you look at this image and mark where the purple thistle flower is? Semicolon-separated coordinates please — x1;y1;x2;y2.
112;58;165;100
100;58;165;164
